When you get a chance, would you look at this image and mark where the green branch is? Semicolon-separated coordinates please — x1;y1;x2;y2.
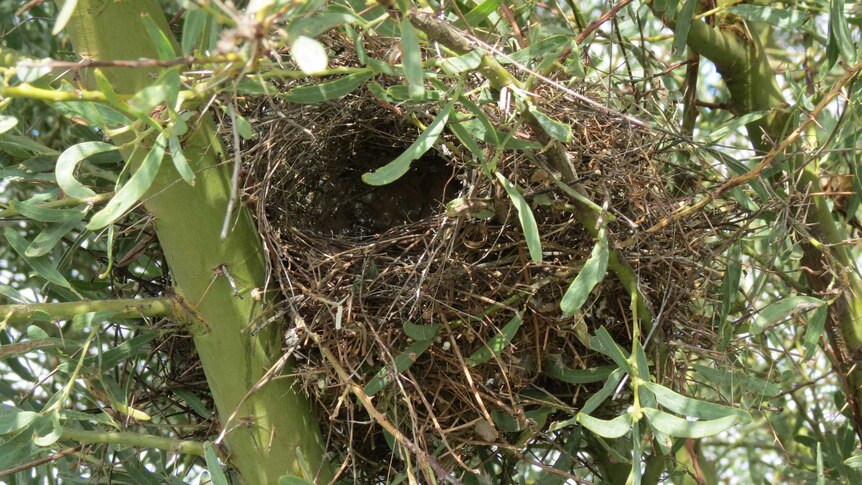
61;428;205;456
0;296;174;327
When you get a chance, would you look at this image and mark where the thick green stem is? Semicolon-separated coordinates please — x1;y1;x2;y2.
64;1;331;483
61;428;205;456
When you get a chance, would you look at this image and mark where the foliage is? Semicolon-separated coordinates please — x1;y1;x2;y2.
1;0;862;483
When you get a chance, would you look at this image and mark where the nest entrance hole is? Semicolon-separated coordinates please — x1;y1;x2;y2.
270;103;459;238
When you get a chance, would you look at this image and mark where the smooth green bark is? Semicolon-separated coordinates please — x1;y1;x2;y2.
63;1;331;482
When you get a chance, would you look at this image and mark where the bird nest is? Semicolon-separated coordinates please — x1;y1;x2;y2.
233;77;730;478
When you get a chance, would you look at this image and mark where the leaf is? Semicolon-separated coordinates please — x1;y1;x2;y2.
716;243;742;350
0;405;40;434
439;51;482;75
168;132;195;185
8;200;84;223
278;477;315;485
173;389;212;419
642;407;738;438
752;296;825;334
181;8;209;55
204;442;229;485
33;414;62;447
290;36;329;74
363;99;454;185
500;36;568;65
640;381;752;424
693;364;781;397
25;211;85;257
845;453;862;469
495;172;542;264
88;134;167;230
287;12;359;38
127;69;180;114
700;111;769;144
15;58;53;83
5;229;72;289
53;0;78;35
0;428;36;469
589;327;631;372
364;339;434;396
467;313;523;366
280;72;372;104
403;321;442;341
0;115;17;135
803;305;827;360
141;14;176;61
561;227;608;314
462;0;501;27
400;18;424;100
56;141;120;198
673;0;698;54
727;5;807;30
577;412;632;438
543;359;615;384
830;0;856;65
84;332;158;370
529;107;572;143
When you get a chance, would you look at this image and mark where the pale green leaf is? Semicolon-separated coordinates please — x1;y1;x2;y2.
643;407;738;438
403;321;442;341
400;18;424;100
281;72;372;104
168;133;195;185
529;108;572;143
577;412;632;438
752;296;825;334
25;211;85;257
0;115;17;135
363;100;453;185
204;442;229;485
88;134;167;230
364;339;434;396
53;0;78;35
673;0;698;54
5;229;72;289
141;14;176;61
467;313;523;366
561;228;608;314
641;381;752;423
56;142;118;199
495;172;542;264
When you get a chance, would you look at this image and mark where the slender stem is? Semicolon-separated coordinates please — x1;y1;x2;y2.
61;428;205;456
0;297;174;326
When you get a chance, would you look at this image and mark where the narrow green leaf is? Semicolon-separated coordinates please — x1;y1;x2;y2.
462;0;501;27
701;111;769;144
543;359;615;384
693;364;781;397
0;405;40;434
830;0;856;64
467;313;523;366
364;339;434;396
640;381;752;423
845;453;862;469
500;36;568;65
716;243;742;350
33;414;62;447
403;321;442;341
643;407;738;438
281;72;372;104
287;12;359;38
439;51;482;75
803;305;827;360
447;118;486;164
727;5;807;30
400;18;425;100
577;412;632;438
589;327;631;372
752;296;825;334
495;172;542;263
56;141;119;199
8;201;84;223
561;227;608;314
0;428;36;468
168;133;195;185
0;115;17;135
5;229;72;289
529;108;572;143
363;99;454;185
182;8;209;55
173;389;213;419
204;442;229;485
25;211;85;257
53;0;78;35
673;0;698;54
141;14;176;61
88;134;167;230
84;332;158;370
